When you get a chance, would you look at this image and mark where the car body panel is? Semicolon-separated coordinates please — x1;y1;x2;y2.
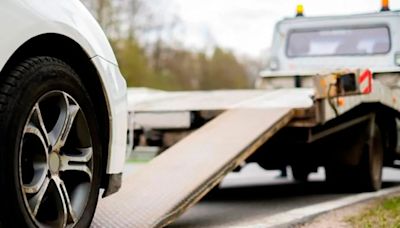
0;0;127;174
92;56;127;174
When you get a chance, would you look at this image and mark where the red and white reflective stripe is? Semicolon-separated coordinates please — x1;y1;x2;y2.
359;69;372;94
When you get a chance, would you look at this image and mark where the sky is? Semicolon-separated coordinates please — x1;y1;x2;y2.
169;0;400;58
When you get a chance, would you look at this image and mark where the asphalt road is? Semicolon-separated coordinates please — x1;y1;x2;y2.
165;163;400;228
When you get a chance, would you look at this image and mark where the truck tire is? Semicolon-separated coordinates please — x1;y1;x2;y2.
325;123;383;192
0;57;102;227
357;124;383;191
291;165;310;182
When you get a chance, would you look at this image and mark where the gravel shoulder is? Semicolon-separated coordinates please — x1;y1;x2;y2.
296;201;371;228
297;192;400;228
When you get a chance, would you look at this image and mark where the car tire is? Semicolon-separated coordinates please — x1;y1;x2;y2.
0;57;102;227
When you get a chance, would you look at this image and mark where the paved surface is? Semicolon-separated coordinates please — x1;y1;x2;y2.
96;162;400;228
93;109;293;228
169;164;400;227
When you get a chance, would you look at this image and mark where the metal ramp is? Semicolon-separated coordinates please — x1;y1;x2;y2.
92;108;293;228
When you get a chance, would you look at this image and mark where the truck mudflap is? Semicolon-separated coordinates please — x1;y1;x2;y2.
93;108;293;227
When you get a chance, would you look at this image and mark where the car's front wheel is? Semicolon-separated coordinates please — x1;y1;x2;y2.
0;57;102;227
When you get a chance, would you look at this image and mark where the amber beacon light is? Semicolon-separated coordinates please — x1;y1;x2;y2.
381;0;390;11
296;4;304;17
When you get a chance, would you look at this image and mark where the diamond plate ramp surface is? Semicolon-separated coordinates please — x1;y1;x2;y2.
92;108;293;228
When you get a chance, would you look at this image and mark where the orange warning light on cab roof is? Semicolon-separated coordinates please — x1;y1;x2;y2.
381;0;390;11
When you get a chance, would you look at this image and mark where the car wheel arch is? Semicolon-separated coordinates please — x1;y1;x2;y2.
0;33;111;189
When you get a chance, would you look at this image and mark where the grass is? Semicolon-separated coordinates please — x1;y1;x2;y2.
347;195;400;228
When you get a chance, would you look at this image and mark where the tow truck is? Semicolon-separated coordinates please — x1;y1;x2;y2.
94;1;400;227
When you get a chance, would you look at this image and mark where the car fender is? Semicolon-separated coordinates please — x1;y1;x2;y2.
0;0;117;69
0;0;127;174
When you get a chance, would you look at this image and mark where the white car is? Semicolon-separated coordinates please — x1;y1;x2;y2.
0;0;127;227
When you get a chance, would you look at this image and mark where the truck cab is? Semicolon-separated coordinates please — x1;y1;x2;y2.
257;9;400;90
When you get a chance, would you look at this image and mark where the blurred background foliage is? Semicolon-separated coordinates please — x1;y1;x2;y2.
82;0;259;90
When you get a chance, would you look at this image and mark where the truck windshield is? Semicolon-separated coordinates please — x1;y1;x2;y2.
287;26;390;57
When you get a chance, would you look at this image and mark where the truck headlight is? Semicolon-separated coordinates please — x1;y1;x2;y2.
395;52;400;66
269;58;279;71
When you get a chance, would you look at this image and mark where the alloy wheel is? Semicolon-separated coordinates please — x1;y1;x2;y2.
19;91;93;227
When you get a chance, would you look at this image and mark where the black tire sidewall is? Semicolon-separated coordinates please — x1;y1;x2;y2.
291;165;310;182
325;123;383;192
361;125;383;191
0;57;101;227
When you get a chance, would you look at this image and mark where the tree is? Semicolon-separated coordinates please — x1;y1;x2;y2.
113;37;150;86
206;47;250;89
81;0;120;37
81;0;252;91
